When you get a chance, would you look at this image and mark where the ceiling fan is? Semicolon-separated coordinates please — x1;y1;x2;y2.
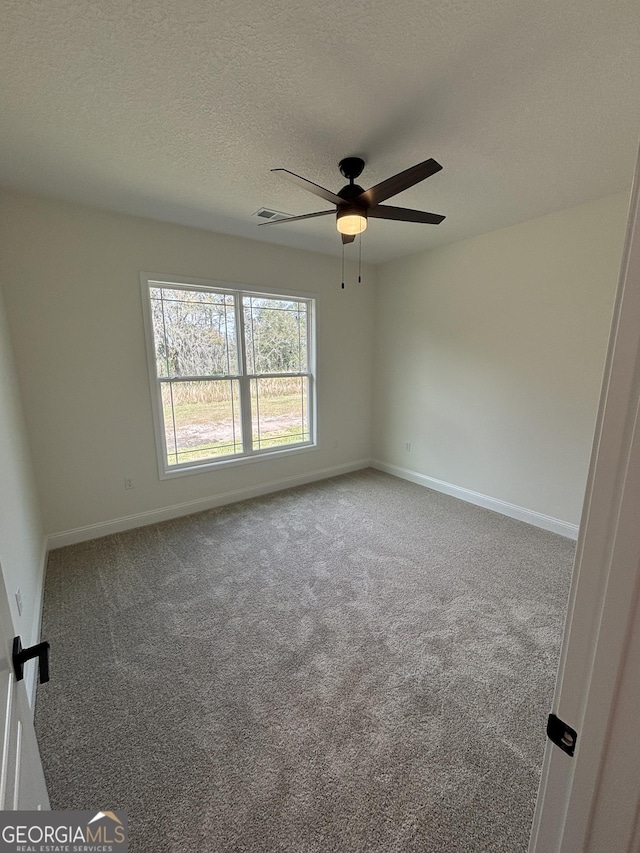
260;156;445;244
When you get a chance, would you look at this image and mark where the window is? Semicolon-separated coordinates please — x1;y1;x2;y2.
141;275;316;477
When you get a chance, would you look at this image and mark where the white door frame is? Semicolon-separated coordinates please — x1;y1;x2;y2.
529;143;640;852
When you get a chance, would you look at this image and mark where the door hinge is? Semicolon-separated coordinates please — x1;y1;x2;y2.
547;713;577;757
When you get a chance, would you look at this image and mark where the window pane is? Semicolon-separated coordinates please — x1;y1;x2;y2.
250;376;309;450
162;380;242;465
150;287;237;377
243;297;308;375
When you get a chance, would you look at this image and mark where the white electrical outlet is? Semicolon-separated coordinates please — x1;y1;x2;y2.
124;477;134;490
15;587;23;616
404;441;412;452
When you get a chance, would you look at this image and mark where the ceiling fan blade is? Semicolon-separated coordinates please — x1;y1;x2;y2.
359;159;443;206
368;205;445;224
271;169;345;206
341;233;356;244
258;209;334;226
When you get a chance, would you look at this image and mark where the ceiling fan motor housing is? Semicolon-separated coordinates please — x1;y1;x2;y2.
338;183;366;203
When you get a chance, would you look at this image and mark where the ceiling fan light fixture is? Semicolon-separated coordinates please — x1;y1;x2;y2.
336;207;367;235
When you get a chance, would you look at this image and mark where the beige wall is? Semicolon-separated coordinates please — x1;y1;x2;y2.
0;279;45;699
0;192;375;537
372;192;629;526
0;188;629;544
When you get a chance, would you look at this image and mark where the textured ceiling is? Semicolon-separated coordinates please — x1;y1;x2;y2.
1;0;639;263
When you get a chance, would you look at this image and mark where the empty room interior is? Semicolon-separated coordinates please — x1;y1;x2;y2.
1;0;640;850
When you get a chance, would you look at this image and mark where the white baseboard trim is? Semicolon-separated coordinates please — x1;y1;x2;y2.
46;457;579;548
371;460;579;540
47;460;371;549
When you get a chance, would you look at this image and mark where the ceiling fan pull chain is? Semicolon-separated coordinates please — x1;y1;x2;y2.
358;232;362;284
341;241;345;289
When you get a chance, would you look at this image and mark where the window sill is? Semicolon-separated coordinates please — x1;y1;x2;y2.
158;441;318;480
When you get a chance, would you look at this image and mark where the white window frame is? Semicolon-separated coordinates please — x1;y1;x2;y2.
140;272;317;479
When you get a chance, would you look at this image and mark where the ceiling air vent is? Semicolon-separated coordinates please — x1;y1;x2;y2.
253;207;291;221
